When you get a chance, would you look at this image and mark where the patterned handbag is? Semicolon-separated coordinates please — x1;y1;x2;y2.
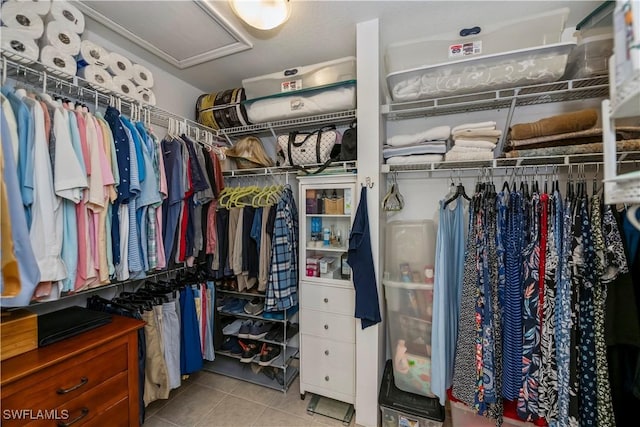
276;125;338;167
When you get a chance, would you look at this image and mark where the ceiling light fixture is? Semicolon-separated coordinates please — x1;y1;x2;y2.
229;0;291;31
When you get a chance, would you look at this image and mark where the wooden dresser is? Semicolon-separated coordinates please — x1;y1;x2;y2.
1;315;144;427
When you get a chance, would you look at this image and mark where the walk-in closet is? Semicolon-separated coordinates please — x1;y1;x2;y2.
1;1;639;427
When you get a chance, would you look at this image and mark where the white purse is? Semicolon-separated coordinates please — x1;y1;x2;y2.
276;126;338;167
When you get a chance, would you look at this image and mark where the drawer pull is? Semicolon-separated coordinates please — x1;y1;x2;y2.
324;350;330;356
325;376;330;381
57;408;89;427
324;324;329;330
323;298;329;303
56;377;88;394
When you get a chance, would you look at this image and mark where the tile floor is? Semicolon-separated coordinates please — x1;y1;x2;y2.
143;359;453;427
143;360;365;427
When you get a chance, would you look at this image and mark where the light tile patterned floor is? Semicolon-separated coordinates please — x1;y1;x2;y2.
143;360;452;427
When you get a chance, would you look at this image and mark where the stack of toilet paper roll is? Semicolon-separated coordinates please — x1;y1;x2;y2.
38;0;85;78
0;0;50;64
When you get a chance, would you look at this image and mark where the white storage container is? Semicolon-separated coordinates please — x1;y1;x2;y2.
450;401;536;427
385;8;574;101
564;33;614;78
385;220;436;283
242;56;356;100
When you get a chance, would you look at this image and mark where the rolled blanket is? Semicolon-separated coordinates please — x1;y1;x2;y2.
504;139;640;158
451;121;496;133
387;125;451;147
453;139;497;150
508;126;640;149
452;129;503;139
445;151;494;161
386;154;443;164
509;108;598;140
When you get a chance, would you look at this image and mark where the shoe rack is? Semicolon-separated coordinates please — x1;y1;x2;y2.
202;282;300;393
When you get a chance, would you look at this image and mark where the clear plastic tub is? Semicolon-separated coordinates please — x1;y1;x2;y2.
564;33;613;78
384;280;434;397
385;220;436;283
242;56;356;100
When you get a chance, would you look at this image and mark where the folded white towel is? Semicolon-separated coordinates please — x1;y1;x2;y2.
452;121;497;134
387;125;451;147
383;143;447;159
386;154;443;165
453;139;497;150
452;135;500;143
450;145;494;153
452;129;502;138
445;150;494;161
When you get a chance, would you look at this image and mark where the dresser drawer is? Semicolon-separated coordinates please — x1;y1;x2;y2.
300;283;354;315
300;335;354;396
2;342;128;412
15;373;129;427
83;397;129;427
300;309;355;343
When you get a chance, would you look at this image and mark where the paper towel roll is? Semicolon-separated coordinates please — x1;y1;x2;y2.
46;0;84;34
113;75;138;100
40;20;81;56
138;88;157;106
0;28;39;64
78;65;112;93
1;2;45;38
131;63;154;88
106;52;133;79
75;39;109;69
40;45;76;78
10;0;51;16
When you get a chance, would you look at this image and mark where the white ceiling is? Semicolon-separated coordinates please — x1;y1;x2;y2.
81;0;603;93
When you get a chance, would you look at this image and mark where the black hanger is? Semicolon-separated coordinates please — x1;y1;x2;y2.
444;183;471;207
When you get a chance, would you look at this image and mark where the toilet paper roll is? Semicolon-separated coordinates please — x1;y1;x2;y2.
78;65;112;93
10;0;51;16
46;0;84;34
138;88;157;106
40;20;81;56
0;28;39;64
106;52;133;79
112;75;138;100
131;63;154;88
40;45;76;79
1;2;45;39
75;39;109;69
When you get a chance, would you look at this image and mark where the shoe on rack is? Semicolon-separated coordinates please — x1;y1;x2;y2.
238;340;260;363
238;320;253;338
244;298;264;316
249;321;272;340
223;298;246;314
217;280;228;291
258;343;282;366
222;319;244;336
227;278;239;292
221;336;242;355
265;322;299;342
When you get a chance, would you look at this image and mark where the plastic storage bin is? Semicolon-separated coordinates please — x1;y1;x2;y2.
385;8;573;101
385;220;436;283
379;360;445;427
242;56;356;100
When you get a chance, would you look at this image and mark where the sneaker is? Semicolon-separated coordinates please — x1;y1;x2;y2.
244;298;264;316
258;343;282;366
238;340;260;363
221;336;242;355
222;319;244;335
222;298;245;314
238;320;253;338
249;321;272;340
265;323;299;342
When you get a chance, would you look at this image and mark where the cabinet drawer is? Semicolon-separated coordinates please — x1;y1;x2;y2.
14;373;129;427
83;397;129;427
300;283;354;315
2;343;128;412
300;309;355;343
300;335;354;396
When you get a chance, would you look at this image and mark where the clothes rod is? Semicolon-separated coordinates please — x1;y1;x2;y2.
1;53;223;144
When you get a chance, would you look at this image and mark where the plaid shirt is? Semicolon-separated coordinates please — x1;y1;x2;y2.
266;187;298;311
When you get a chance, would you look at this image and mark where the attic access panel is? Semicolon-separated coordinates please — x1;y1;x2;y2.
77;0;252;69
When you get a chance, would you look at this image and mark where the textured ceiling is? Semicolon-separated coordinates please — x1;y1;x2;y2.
81;0;602;93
